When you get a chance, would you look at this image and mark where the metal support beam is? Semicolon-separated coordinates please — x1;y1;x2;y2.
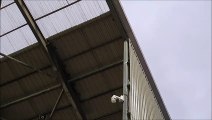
0;52;54;79
68;60;123;83
29;85;122;120
29;104;72;120
123;40;129;120
0;37;122;87
0;84;61;109
14;0;49;55
15;0;86;119
0;60;122;110
106;1;130;118
106;0;170;119
106;0;127;40
0;65;51;87
0;1;15;10
0;0;80;38
80;86;122;102
94;110;122;120
48;89;64;120
63;37;121;62
0;52;35;69
106;0;171;120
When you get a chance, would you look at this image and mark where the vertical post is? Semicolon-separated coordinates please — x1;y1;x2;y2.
123;40;129;120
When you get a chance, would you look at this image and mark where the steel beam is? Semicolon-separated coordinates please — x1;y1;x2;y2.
94;110;122;120
0;52;36;70
0;84;61;109
0;65;51;87
123;40;130;120
14;0;52;61
0;84;122;111
14;0;86;119
0;37;122;87
0;52;54;79
68;60;123;83
106;2;130;119
48;89;64;119
0;1;15;10
63;37;121;62
0;0;81;37
80;86;122;102
29;104;72;120
0;24;27;38
106;0;127;40
0;61;122;110
36;0;81;21
28;85;122;120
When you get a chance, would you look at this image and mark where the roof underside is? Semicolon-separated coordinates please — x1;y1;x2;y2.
0;11;123;120
0;0;170;120
0;1;123;119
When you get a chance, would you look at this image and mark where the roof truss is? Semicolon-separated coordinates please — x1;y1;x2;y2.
14;0;86;119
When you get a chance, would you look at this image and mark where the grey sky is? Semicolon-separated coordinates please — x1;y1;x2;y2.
121;1;211;119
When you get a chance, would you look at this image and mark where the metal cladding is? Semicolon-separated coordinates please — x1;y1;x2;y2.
129;40;164;119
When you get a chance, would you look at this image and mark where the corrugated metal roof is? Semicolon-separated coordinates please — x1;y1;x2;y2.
82;89;122;119
35;0;109;38
0;1;170;119
95;112;122;120
0;45;50;85
0;3;26;35
0;82;25;104
24;0;69;19
0;25;37;55
49;106;78;120
0;7;123;119
0;2;38;55
75;65;122;100
0;0;14;9
1;99;37;120
0;0;110;55
0;86;77;120
129;40;164;119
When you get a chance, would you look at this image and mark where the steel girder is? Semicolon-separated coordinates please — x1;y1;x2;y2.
14;0;86;119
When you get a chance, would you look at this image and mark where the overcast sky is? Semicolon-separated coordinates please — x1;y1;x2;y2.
121;1;211;119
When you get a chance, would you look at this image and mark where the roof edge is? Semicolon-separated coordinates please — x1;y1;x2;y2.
47;12;111;42
107;0;171;119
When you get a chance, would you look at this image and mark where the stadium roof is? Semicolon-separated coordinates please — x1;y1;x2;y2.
0;0;170;120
